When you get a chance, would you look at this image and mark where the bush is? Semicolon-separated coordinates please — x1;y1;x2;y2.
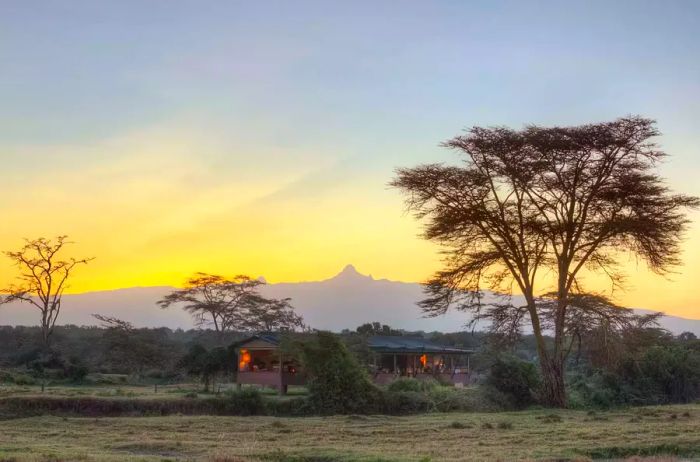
0;370;35;385
64;358;89;383
300;332;383;414
431;386;507;412
387;377;437;393
486;356;540;408
223;388;267;416
268;397;312;416
382;390;432;414
569;345;700;408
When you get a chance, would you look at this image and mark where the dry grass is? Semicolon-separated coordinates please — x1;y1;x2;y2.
0;404;698;461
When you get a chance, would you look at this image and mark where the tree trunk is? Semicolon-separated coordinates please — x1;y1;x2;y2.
540;357;566;407
525;295;567;408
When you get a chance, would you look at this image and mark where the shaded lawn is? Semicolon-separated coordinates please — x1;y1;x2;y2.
0;404;699;461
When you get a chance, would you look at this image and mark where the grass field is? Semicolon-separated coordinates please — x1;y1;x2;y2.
0;383;308;401
1;404;699;461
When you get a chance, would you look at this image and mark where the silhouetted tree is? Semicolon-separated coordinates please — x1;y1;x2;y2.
243;298;304;332
158;273;264;332
158;273;302;334
3;236;92;348
391;116;698;406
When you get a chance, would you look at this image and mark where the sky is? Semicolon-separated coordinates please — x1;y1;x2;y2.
0;1;699;318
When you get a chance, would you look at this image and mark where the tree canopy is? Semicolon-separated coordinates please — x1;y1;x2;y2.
158;273;303;333
392;116;698;406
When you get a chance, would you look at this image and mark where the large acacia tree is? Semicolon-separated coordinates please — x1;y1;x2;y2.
158;273;303;333
391;116;698;406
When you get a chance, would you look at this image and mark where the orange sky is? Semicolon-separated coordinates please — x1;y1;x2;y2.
0;127;698;320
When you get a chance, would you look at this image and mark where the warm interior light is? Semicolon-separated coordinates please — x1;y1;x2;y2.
239;349;251;370
420;354;427;367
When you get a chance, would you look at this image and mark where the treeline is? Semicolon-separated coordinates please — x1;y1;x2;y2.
0;325;242;380
2;321;699;408
0;323;490;382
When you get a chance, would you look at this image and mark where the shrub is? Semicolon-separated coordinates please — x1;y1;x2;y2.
0;371;35;385
223;388;266;416
64;358;89;383
569;345;700;408
382;390;432;414
268;397;311;416
486;355;540;408
430;386;507;412
387;377;437;393
300;332;382;414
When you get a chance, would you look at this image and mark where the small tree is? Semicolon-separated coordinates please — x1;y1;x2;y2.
299;331;381;414
4;236;92;349
391;117;698;406
177;343;234;392
92;314;169;377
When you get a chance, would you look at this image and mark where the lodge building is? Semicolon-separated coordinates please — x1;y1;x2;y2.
234;332;474;394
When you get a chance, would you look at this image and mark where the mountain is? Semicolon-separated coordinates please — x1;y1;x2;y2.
1;264;699;335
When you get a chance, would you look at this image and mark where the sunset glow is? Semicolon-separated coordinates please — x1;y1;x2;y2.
1;1;699;320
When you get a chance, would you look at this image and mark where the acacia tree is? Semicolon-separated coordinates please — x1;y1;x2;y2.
391;116;698;407
3;236;92;349
158;273;302;333
243;298;304;332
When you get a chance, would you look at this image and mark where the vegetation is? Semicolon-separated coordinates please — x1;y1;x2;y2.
2;235;92;348
392;117;699;406
0;405;699;461
299;331;382;414
158;273;303;332
486;355;540;408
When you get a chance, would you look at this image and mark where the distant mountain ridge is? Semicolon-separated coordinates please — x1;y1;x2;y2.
1;264;699;335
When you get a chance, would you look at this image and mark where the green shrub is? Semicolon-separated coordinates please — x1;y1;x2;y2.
387;377;437;393
486;355;541;408
300;332;382;414
268;397;311;416
382;390;432;414
223;388;266;416
430;386;507;412
0;371;35;386
64;358;89;383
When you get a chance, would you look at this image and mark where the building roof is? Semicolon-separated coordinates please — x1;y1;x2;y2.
233;332;475;355
232;332;281;348
368;336;475;354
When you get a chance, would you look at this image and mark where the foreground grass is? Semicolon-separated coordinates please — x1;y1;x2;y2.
0;404;699;461
0;383;308;401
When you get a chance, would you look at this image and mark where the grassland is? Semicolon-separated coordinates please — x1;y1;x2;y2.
0;404;699;461
0;383;308;401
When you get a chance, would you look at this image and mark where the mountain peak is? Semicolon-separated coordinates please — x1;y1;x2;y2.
332;264;373;281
